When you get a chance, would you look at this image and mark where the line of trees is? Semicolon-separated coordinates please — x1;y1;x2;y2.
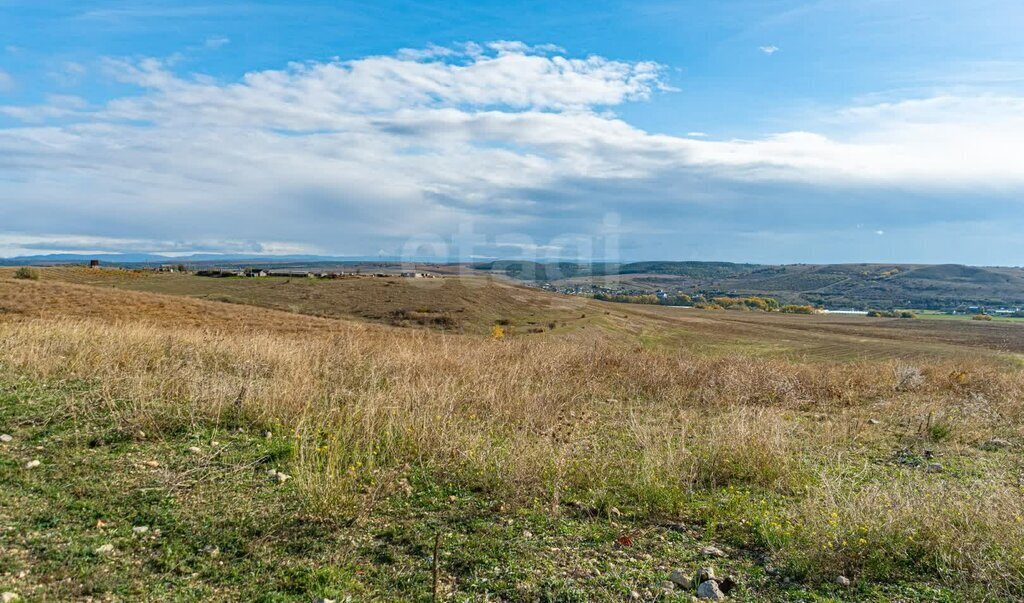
866;309;916;318
593;292;802;313
592;293;693;306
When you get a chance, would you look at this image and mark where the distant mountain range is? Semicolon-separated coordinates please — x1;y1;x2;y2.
0;253;408;265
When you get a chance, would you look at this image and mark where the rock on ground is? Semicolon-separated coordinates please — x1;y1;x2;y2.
95;544;115;555
836;575;851;586
0;434;12;443
670;569;691;589
700;545;727;557
697;580;726;600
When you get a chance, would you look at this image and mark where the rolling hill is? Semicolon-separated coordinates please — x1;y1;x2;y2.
479;261;1024;310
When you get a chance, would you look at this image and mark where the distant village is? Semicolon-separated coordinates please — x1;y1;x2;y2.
84;258;438;280
191;267;435;279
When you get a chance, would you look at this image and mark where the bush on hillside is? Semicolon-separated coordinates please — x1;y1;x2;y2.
14;267;39;280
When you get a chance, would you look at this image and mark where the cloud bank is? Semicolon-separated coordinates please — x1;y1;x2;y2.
1;42;1023;263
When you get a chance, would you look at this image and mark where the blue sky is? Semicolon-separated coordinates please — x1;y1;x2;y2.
2;1;1024;263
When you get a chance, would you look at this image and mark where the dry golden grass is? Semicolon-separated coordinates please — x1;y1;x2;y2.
3;276;1024;594
0;277;368;335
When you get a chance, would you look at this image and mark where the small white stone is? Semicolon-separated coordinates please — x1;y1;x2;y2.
132;526;149;535
201;545;220;557
24;459;40;469
700;545;727;557
2;592;21;603
0;434;12;443
926;462;944;473
95;544;115;555
836;575;851;586
274;471;291;483
187;446;202;454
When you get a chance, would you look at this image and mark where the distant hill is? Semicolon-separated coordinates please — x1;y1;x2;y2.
6;254;1023;309
472;260;759;281
479;261;1024;310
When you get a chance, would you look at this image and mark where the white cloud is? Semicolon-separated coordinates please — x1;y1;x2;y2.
0;233;320;258
0;94;87;122
205;36;230;49
0;69;14;92
0;42;1023;260
760;45;780;55
48;61;87;87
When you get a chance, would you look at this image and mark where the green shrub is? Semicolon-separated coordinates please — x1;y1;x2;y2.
13;267;39;280
928;420;953;443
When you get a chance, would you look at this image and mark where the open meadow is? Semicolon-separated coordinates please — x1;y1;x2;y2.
3;268;1024;601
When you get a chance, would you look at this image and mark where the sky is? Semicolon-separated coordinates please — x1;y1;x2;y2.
1;1;1024;264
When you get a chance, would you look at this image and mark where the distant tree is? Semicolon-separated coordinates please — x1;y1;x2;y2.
867;309;898;318
780;304;816;314
695;302;724;310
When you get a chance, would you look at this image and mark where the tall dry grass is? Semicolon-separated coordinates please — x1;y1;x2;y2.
3;317;1024;591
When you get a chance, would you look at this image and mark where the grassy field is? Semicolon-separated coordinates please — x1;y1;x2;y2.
2;270;1024;600
907;310;1024;323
